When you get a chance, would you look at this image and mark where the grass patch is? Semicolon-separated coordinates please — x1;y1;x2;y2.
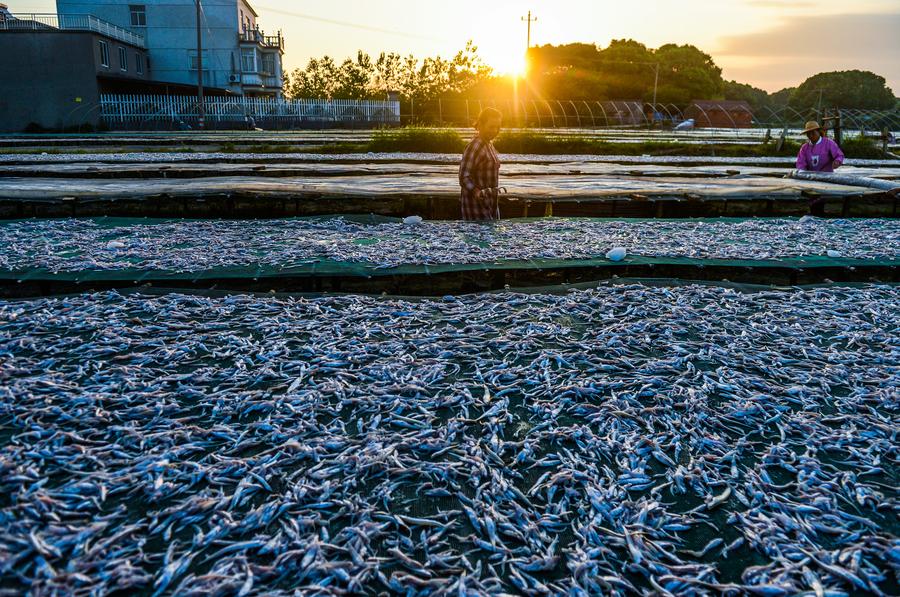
368;127;466;153
494;131;802;157
364;127;805;157
0;128;890;160
838;135;887;159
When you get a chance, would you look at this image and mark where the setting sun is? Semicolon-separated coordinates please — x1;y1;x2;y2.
471;7;533;78
486;49;528;77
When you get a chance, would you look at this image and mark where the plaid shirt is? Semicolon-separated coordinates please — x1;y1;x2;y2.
459;135;501;221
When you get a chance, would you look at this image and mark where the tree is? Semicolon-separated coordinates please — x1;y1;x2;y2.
525;43;607;99
339;52;377;99
724;80;771;112
446;42;493;96
284;56;339;99
283;42;493;102
527;43;601;73
597;39;655;101
523;40;725;105
370;52;404;97
653;44;723;105
599;39;654;66
789;70;896;110
769;87;794;108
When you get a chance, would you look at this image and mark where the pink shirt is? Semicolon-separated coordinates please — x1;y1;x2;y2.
796;137;844;172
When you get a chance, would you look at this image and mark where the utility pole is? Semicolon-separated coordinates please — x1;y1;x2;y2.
196;0;205;129
521;11;537;49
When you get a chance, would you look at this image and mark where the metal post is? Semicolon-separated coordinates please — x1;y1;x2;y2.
196;0;205;129
652;63;659;115
834;109;843;146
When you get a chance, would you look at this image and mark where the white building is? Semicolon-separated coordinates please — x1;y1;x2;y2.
56;0;283;97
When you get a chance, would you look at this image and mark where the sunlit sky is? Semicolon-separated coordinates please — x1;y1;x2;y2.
17;0;900;92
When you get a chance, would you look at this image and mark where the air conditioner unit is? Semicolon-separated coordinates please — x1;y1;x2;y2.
228;74;241;83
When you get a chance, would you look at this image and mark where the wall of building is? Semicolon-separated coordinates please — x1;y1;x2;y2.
238;0;256;34
93;34;151;81
0;29;149;132
57;0;282;97
58;0;238;92
0;32;99;131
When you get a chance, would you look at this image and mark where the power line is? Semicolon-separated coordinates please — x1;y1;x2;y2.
252;5;447;42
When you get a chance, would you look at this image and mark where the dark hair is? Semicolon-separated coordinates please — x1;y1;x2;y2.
474;107;502;128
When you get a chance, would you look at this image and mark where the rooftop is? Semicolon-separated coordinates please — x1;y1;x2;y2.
690;100;753;110
0;13;145;48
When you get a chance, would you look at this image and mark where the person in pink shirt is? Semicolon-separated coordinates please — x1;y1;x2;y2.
796;120;844;172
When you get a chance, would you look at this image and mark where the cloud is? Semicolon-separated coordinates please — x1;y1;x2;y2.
717;13;900;91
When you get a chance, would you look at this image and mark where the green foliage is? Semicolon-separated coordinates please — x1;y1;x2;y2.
284;42;492;102
284;40;896;118
768;87;795;108
527;43;602;73
653;44;723;105
839;135;885;159
285;56;340;99
723;81;771;112
493;133;798;157
363;128;800;157
526;41;723;104
368;127;465;153
789;71;896;110
529;69;608;101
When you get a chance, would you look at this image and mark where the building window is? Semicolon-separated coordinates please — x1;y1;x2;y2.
129;5;146;27
261;53;275;75
135;53;144;75
241;48;256;72
188;50;209;71
118;46;128;71
99;40;109;67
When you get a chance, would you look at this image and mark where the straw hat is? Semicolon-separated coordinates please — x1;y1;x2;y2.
802;121;824;134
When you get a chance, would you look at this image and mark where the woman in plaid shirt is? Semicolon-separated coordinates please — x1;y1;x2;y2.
459;108;503;221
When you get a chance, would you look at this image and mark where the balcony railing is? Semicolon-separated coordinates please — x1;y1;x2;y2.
239;28;283;51
0;13;145;48
240;73;280;88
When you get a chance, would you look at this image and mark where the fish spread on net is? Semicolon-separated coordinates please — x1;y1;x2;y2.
0;283;897;595
0;217;897;274
0;150;896;166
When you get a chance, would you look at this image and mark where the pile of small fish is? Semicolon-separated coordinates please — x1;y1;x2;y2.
0;217;897;274
0;151;896;166
1;284;897;595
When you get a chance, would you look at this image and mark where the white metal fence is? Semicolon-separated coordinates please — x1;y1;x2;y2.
99;95;401;129
1;13;145;47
